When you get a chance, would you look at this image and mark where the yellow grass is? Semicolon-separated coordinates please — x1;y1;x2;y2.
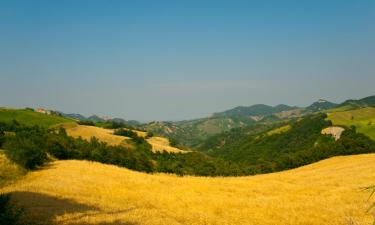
1;154;375;225
147;136;188;153
64;124;130;146
64;124;186;153
0;151;25;187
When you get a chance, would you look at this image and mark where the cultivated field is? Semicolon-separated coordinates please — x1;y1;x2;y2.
1;154;375;225
147;136;188;153
64;124;187;153
64;124;131;146
328;107;375;140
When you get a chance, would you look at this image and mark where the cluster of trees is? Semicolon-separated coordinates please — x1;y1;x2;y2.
77;120;95;126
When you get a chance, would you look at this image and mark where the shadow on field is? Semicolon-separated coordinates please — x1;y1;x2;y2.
9;191;139;225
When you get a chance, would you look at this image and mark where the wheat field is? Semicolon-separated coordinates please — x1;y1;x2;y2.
64;124;187;153
1;154;375;225
64;124;131;146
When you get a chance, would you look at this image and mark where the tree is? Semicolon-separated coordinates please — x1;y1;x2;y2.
4;135;47;170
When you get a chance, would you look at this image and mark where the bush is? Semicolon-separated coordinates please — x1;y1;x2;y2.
114;129;138;138
4;129;48;170
78;120;95;126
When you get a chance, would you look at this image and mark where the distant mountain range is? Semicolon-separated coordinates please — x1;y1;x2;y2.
59;112;140;126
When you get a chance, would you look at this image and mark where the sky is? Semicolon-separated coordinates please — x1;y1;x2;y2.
0;0;374;121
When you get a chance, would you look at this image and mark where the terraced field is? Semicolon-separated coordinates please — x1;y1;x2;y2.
1;154;374;225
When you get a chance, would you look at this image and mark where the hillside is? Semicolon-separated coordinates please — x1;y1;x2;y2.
0;108;73;127
143;116;258;147
199;113;375;173
305;99;338;112
337;95;375;110
212;104;297;117
63;123;187;153
1;154;374;225
328;107;375;140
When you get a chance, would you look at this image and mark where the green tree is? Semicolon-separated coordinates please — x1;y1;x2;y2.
4;132;48;170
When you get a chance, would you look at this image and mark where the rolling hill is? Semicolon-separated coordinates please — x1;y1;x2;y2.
1;154;374;225
327;107;375;140
63;123;187;153
0;108;73;127
305;99;338;112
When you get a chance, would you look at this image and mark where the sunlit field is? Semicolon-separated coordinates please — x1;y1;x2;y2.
64;123;187;153
1;154;374;225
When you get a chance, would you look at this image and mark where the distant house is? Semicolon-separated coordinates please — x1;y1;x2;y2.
35;108;51;115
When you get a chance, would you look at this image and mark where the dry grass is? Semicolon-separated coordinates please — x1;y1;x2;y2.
0;151;25;187
64;124;187;153
63;124;131;147
147;136;188;153
1;154;375;225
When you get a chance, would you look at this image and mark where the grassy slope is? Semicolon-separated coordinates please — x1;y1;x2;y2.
328;107;375;140
1;154;374;225
0;108;73;127
64;124;187;153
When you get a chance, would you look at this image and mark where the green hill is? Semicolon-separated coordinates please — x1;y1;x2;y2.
0;108;73;128
327;107;375;140
199;113;375;173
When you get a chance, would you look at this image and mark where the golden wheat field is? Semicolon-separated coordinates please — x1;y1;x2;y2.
64;123;187;153
64;124;130;146
1;154;375;225
147;136;188;153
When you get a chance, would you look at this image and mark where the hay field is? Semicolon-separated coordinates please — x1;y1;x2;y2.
147;136;188;153
328;107;375;140
64;124;130;146
1;154;375;225
64;124;187;153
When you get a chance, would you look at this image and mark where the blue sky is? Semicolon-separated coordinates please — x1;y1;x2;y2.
0;0;374;121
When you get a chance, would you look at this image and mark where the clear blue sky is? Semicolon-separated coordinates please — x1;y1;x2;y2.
0;0;374;121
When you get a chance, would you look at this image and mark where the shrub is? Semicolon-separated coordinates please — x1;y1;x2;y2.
114;129;138;138
78;120;95;126
4;131;48;170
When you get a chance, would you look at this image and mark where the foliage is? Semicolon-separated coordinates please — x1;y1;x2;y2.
114;128;138;138
77;120;95;126
3;127;48;170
